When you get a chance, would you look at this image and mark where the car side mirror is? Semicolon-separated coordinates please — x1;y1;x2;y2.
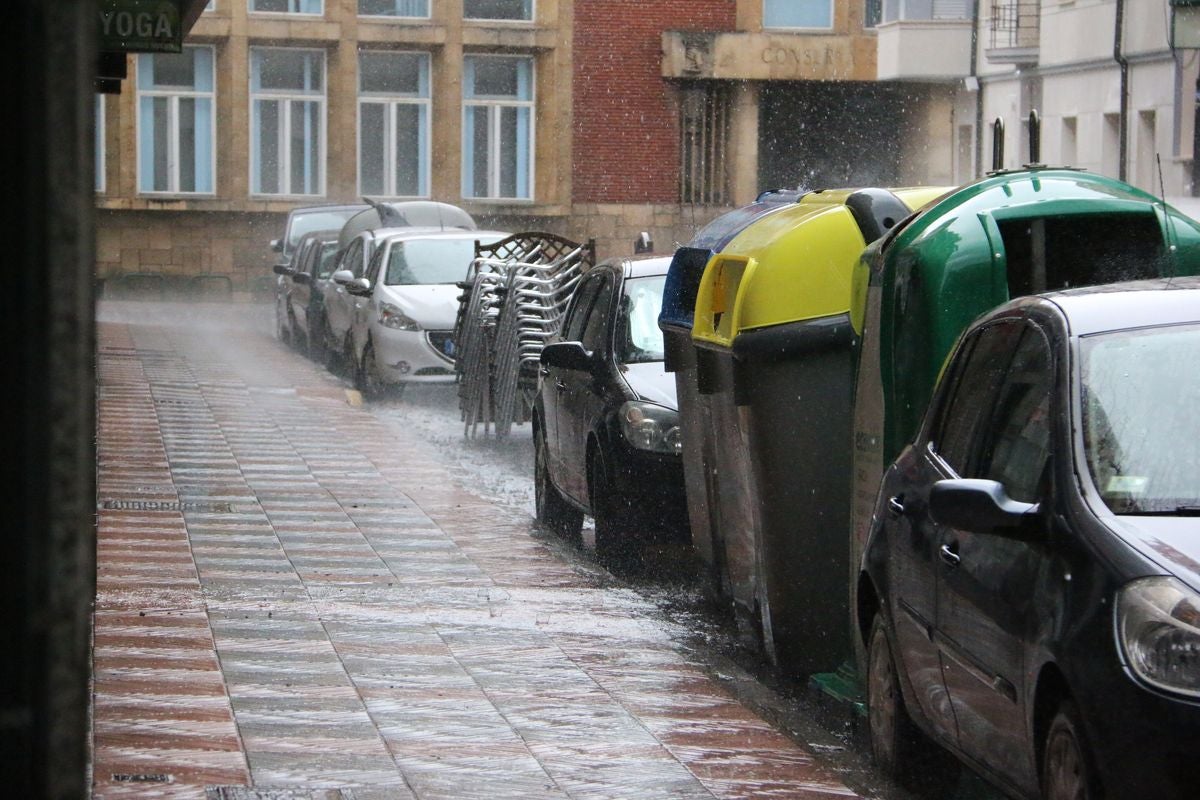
540;341;595;372
331;269;355;286
346;277;372;296
291;272;311;285
929;479;1040;538
271;239;283;252
273;264;293;276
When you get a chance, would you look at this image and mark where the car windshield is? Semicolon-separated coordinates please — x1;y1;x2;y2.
288;209;361;252
1080;322;1200;514
384;238;476;285
617;275;666;364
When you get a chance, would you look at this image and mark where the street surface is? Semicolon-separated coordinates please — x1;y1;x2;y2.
91;300;1000;800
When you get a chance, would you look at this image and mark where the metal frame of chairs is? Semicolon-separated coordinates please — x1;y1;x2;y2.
454;233;595;437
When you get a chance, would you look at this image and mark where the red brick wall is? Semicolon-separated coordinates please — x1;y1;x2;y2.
573;1;736;203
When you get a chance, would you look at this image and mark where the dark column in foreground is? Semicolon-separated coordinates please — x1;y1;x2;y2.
1;1;96;796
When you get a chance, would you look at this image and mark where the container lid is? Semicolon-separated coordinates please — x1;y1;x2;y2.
691;187;946;348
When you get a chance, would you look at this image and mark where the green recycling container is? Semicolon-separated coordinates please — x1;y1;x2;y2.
849;168;1200;670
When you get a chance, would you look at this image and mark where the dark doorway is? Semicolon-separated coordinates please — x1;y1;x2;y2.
758;81;926;191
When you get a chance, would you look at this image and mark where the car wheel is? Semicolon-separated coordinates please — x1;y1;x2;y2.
589;446;634;561
1042;700;1096;800
535;425;582;540
356;338;387;400
867;612;920;778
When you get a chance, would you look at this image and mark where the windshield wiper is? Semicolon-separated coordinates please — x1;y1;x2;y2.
1123;506;1200;516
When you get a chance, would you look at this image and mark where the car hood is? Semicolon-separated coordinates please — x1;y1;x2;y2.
620;362;677;410
1109;515;1200;593
377;284;460;330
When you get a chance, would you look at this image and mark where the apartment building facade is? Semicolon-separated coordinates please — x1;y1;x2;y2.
95;0;963;298
879;0;1199;196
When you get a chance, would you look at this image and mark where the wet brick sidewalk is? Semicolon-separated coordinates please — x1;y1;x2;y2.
92;303;864;799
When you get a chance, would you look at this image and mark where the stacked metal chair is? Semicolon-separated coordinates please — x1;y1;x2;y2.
454;233;595;438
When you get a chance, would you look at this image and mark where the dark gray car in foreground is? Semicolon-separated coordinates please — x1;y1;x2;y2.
859;277;1200;799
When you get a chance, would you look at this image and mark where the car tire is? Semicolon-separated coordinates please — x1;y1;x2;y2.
867;612;921;779
535;425;582;540
356;338;387;400
589;446;635;562
1042;700;1097;800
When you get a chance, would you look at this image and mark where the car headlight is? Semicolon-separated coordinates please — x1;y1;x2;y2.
619;401;682;455
379;303;421;331
1117;576;1200;698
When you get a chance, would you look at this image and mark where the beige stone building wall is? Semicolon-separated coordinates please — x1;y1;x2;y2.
96;0;576;298
96;0;959;299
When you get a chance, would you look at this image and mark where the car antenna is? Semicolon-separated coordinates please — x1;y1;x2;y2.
1157;153;1180;284
436;200;445;231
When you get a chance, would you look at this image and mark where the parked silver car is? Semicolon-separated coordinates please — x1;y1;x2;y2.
343;228;510;397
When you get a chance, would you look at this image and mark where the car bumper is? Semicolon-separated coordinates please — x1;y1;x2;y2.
606;439;688;535
372;324;456;384
1082;667;1200;797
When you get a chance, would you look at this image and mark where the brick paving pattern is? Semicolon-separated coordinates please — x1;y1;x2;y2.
92;305;862;799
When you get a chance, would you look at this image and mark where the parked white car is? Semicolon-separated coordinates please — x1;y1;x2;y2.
342;229;510;397
320;201;476;372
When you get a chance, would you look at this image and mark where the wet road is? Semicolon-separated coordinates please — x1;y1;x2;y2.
92;300;1000;800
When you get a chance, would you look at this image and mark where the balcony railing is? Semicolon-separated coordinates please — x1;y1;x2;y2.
988;0;1039;63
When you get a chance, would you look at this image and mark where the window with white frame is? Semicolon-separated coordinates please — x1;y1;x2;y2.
763;0;832;29
136;46;215;194
205;0;215;10
359;51;430;197
462;56;533;200
358;0;429;17
250;0;322;13
464;0;532;21
95;94;106;193
250;48;325;196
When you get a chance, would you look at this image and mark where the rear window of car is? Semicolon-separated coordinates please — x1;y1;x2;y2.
287;209;361;252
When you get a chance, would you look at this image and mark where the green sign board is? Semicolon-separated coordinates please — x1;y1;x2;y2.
99;0;183;54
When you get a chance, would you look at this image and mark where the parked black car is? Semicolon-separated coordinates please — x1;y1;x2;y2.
534;256;687;557
277;229;340;359
858;277;1200;799
271;203;368;344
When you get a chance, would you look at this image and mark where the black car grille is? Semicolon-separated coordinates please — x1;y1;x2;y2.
426;330;456;362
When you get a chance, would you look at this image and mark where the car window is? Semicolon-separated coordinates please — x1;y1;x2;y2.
932;320;1023;474
345;240;364;277
976;326;1054;503
617;274;666;364
286;208;362;252
366;244;386;285
316;242;339;279
580;276;615;354
562;274;603;342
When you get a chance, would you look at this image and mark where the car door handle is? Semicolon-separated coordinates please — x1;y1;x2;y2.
939;543;961;568
887;496;906;517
